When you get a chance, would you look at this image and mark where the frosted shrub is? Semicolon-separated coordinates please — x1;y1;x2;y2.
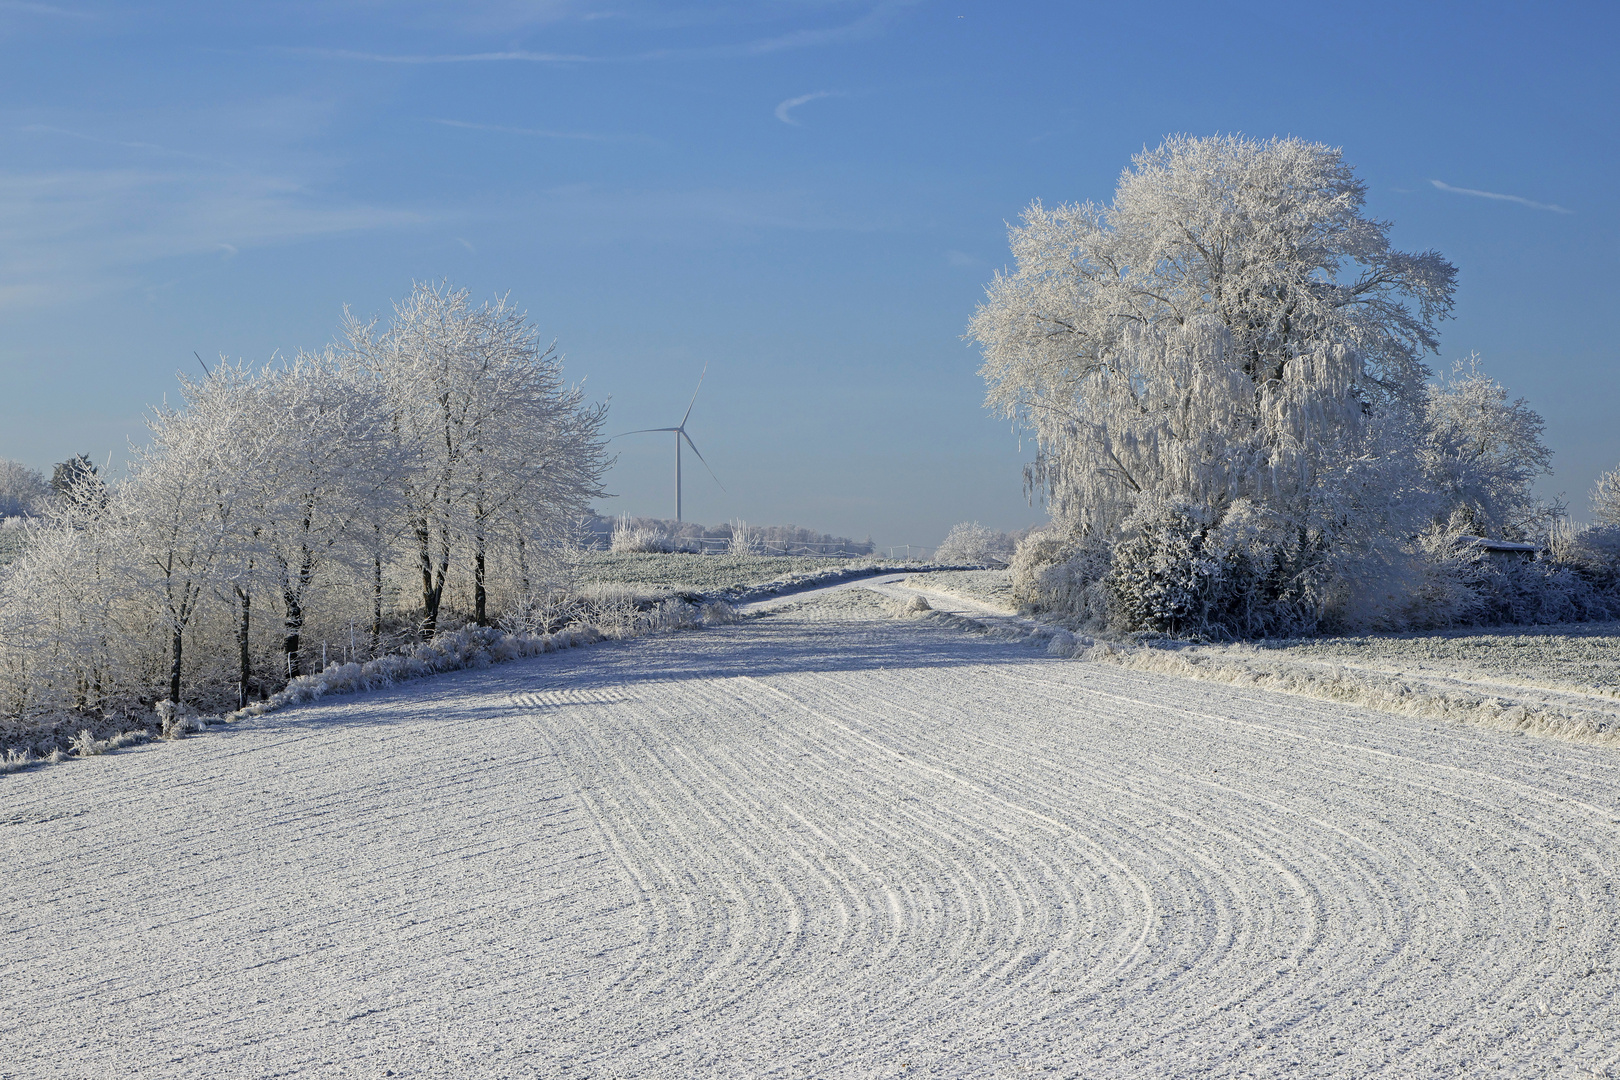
727;519;760;556
1562;525;1620;586
934;522;1015;567
1104;503;1226;636
1412;526;1618;628
611;515;670;554
1008;529;1111;623
1469;560;1605;626
1102;500;1333;637
698;600;737;626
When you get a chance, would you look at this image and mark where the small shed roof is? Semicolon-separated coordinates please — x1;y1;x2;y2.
1453;534;1542;554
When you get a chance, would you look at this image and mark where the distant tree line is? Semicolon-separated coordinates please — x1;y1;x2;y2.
593;514;876;555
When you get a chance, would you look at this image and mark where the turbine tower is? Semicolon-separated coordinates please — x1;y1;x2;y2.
614;365;724;522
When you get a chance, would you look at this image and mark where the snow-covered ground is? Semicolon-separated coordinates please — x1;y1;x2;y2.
4;582;1619;1078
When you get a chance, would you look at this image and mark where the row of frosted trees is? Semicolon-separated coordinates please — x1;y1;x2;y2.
0;284;608;729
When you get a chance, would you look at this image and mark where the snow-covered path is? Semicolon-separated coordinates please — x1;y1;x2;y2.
5;591;1620;1078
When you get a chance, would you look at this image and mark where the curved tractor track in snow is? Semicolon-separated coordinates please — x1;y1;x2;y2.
4;583;1619;1078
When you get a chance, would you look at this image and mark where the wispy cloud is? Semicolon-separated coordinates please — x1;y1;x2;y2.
0;0;92;18
513;181;894;242
1430;179;1572;214
303;0;923;65
0;167;424;308
425;117;654;144
20;123;233;167
297;47;593;64
728;0;919;56
774;91;836;126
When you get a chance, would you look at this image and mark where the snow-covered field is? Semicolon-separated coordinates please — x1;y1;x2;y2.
1253;622;1620;699
4;581;1620;1078
900;568;1016;612
573;551;922;600
905;569;1620;743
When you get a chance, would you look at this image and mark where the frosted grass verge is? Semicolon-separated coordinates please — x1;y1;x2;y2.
232;598;736;719
2;598;738;775
1080;640;1620;747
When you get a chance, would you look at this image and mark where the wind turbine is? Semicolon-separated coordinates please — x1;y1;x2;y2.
614;365;724;522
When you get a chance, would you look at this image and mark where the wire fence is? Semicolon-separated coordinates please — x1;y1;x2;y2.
681;537;884;558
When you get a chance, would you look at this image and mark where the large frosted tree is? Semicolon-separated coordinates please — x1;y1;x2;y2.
970;134;1457;540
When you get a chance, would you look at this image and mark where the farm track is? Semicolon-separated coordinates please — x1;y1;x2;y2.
3;586;1619;1078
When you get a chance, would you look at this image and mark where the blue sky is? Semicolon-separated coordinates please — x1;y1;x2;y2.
1;0;1615;546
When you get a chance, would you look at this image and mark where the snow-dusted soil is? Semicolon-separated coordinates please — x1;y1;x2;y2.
5;585;1620;1078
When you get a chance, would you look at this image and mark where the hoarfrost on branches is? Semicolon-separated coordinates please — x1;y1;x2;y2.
966;134;1524;632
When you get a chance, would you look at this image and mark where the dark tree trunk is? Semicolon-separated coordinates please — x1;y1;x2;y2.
282;545;314;679
516;531;528;597
235;585;252;710
416;520;441;639
474;532;487;627
169;624;184;706
371;550;384;658
282;587;302;679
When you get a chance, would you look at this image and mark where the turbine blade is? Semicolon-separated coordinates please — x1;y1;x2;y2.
681;430;725;492
679;362;708;429
610;427;680;439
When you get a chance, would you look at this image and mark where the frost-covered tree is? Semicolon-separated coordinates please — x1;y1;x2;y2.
971;135;1459;631
125;378;269;705
1422;355;1552;540
51;454;106;513
347;283;609;636
174;364;283;707
0;459;50;518
251;353;399;676
971;134;1456;540
0;490;137;721
1591;465;1620;528
934;521;1016;566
